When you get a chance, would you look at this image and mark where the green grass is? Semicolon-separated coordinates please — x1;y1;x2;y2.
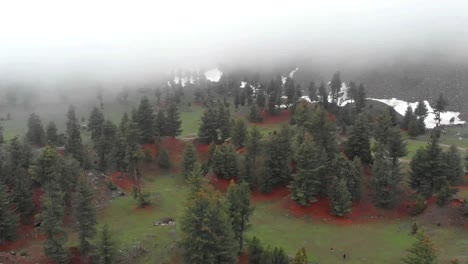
179;105;205;137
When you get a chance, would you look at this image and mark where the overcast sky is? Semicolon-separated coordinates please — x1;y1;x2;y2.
1;0;468;82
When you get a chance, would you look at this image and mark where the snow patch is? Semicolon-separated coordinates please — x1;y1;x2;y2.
369;98;465;129
282;67;299;85
204;68;223;82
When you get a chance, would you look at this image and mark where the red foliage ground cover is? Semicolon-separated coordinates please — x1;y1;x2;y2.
195;142;210;162
255;109;291;125
207;174;235;192
110;172;134;192
251;187;289;203
142;143;158;158
238;253;249;264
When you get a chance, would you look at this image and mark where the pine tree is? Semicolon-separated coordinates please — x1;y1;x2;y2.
355;84;366;113
246;127;262;162
88;106;105;142
247;236;264;264
318;82;328;108
198;106;219;143
434;93;447;128
401;105;414;130
165;102;182;137
65;105;85;164
46;121;59;146
136;96;155;143
96;120;117;171
0;183;18;244
444;145;464;185
232;119;247;148
345;113;372;163
182;143;198;179
75;179;97;258
407;116;419;137
402;231;437;264
334;154;363;201
374;110;393;146
98;223;115;264
42;182;69;263
330;72;341;104
308;81;317;102
285;77;296;106
271;247;289;264
212;144;238;179
290;141;322;205
386;127;407;165
256;90;266;108
292;247;308;264
226;181;253;253
11;169;35;222
30;146;61;185
249;103;262;122
371;146;402;208
330;177;353;216
154;110;167;137
239;153;255;187
217;103;232;141
158;147;170;169
180;185;237;264
26;113;46;146
306;106;337;159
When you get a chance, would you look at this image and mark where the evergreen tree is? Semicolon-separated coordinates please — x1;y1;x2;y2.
306;106;337;159
386;127;408;165
0;183;18;244
180;185;237;264
256;90;266;109
75;179;97;258
87;106;105;142
246;127;262;162
401;106;414;130
330;72;341;104
182;143;198;179
318;82;328;108
330;177;353;216
434;93;447;128
355;84;366;113
247;237;264;264
402;231;437;264
249;103;262;122
308;81;317;102
65;105;85;164
154;110;167;137
284;77;296;106
407;116;419;137
98;223;115;264
290;141;322;205
136;96;155;143
158;147;170;169
11;169;35;222
271;247;289;264
217;103;232;141
292;247;308;264
26;113;46;146
198;105;219;143
42;182;69;263
96;120;117;171
226;181;253;253
165;102;182;137
370;146;402;208
46;121;59;146
374;110;393;146
239;153;255;187
414;101;428;135
232;119;247;148
345;113;372;163
212;144;238;179
444;145;464;185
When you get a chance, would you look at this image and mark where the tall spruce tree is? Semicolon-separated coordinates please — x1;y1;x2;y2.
212;144;238;179
330;72;341;104
65;105;85;164
182;143;198;179
198;105;219;143
226;181;253;253
290;141;322;205
0;183;18;244
217;103;232;141
158;147;170;169
154;110;167;137
98;223;115;264
308;81;317;102
180;185;237;264
444;145;464;185
345;113;372;163
330;177;353;216
402;231;437;264
355;84;367;113
46;121;59;146
165;102;182;137
306;106;337;159
96;120;117;171
26;113;46;146
370;146;402;208
136;96;155;143
247;236;264;264
386;127;407;165
88;106;105;142
401;105;414;130
246;126;262;163
75;179;97;258
232;119;247;148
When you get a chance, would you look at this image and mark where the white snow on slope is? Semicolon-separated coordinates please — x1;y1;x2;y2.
369;98;465;129
282;67;299;85
204;68;222;82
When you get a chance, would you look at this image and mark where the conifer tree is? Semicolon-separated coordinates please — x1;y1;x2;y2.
180;185;237;264
198;105;219;143
318;82;328;108
46;121;59;146
371;146;402;208
11;169;35;222
306;106;337;159
271;247;289;264
158;147;170;169
386;127;408;165
374;110;393;146
212;144;238;179
249;103;262;122
217;103;232;141
292;247;308;264
330;177;353;216
355;84;367;113
407;116;419;137
246;127;262;163
98;223;115;264
26;113;46;146
154;110;167;137
232;119;247;148
434;93;447;128
165;102;182;137
330;72;341;104
0;183;18;244
96;120;117;171
75;179;97;258
182;143;198;179
401;106;414;130
345;113;372;163
136;96;155;143
239;153;255;187
248;236;264;264
42;182;69;263
308;81;317;102
290;141;322;205
65;105;85;164
226;181;253;253
256;90;266;109
88;106;105;142
444;145;464;185
402;231;437;264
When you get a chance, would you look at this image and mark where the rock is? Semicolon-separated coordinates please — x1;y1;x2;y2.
9;251;15;256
